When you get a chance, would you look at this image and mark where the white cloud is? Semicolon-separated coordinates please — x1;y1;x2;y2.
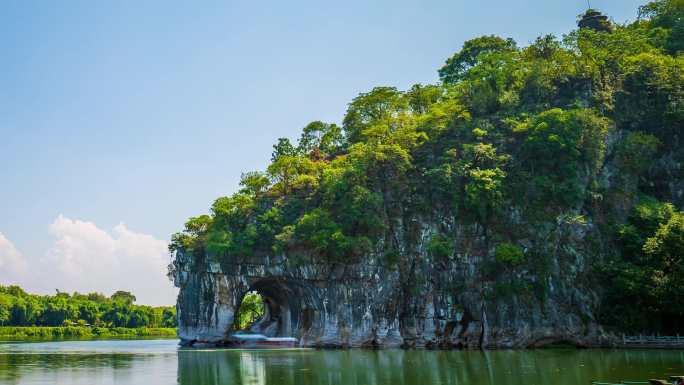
41;215;177;306
0;232;28;285
0;216;178;306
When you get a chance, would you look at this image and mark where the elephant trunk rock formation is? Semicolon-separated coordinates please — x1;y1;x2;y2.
172;233;611;348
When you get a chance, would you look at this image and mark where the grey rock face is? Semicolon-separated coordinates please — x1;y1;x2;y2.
172;223;612;348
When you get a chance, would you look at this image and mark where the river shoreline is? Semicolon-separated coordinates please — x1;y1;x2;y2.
5;331;683;350
0;326;177;341
180;340;684;351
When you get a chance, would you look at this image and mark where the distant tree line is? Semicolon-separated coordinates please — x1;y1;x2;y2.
0;286;176;328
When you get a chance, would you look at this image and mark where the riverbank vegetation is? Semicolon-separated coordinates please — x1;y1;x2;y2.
0;285;177;338
0;326;176;339
170;0;683;334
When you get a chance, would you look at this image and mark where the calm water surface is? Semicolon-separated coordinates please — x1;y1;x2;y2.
1;339;683;385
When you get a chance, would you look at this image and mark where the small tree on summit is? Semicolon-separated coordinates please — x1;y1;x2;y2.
438;35;517;84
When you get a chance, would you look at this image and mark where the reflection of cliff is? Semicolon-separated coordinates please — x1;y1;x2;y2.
1;346;683;385
177;349;292;385
176;349;684;385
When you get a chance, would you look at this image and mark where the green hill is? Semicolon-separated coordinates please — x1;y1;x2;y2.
171;1;683;334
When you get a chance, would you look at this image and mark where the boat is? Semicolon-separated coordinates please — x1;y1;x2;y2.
229;333;297;349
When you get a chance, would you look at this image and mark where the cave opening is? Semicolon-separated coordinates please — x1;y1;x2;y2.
232;279;295;337
233;291;265;331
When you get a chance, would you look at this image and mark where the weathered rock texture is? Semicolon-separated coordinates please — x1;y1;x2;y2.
172;220;613;348
172;129;684;349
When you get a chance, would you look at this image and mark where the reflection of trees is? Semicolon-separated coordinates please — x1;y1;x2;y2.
3;347;684;385
177;350;242;385
177;348;684;385
3;344;684;385
0;352;140;383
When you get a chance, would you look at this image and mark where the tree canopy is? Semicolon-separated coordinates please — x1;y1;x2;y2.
0;286;176;329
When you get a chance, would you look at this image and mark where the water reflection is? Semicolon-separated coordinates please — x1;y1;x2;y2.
0;339;177;385
177;348;684;385
1;339;684;385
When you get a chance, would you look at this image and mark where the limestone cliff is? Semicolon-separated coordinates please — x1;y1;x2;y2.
170;3;684;347
171;215;611;348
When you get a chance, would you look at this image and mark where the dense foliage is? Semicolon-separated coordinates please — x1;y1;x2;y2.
171;1;683;334
0;286;176;329
601;199;684;332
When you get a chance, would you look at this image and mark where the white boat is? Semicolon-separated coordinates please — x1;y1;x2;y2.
229;333;297;349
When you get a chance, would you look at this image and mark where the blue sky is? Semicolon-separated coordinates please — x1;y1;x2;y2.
0;0;646;305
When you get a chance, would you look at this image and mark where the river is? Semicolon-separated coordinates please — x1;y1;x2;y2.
0;339;683;384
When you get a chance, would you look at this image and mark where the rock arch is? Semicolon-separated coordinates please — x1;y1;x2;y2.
236;278;310;338
173;252;408;347
172;250;610;348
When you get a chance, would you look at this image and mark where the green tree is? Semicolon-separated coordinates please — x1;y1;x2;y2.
342;87;408;144
615;53;684;145
439;35;517;84
601;198;684;332
111;291;136;305
271;137;298;161
239;171;271;197
292;208;356;262
643;212;684;316
169;215;213;254
456;142;509;226
234;292;265;330
0;294;12;326
639;0;684;54
297;121;344;156
517;108;609;212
